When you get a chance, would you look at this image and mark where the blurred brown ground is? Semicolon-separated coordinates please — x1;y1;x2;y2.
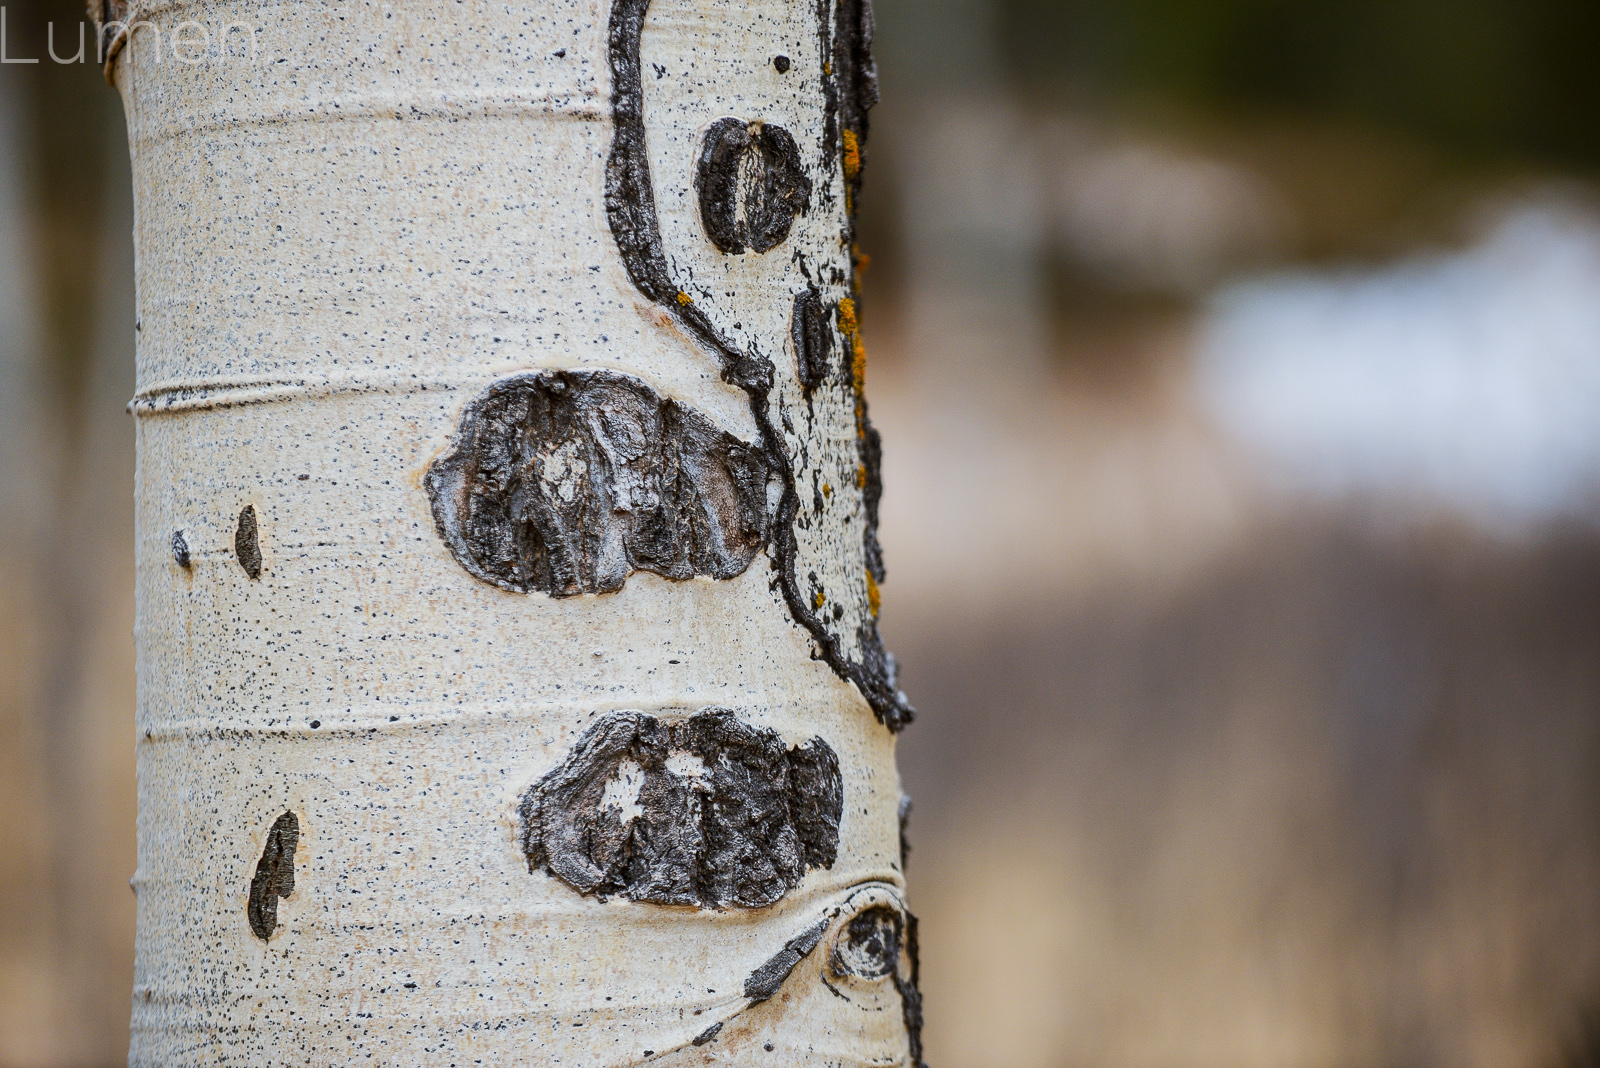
3;1;1600;1066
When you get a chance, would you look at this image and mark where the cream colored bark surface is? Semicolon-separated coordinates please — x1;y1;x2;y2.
112;0;919;1064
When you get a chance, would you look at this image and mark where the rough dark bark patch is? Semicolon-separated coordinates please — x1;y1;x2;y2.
234;505;262;580
744;918;828;1001
898;793;913;870
828;0;892;594
899;910;928;1068
792;288;832;394
171;529;191;570
604;0;914;731
247;811;299;940
696;118;812;255
833;0;879;159
426;370;770;596
520;709;843;909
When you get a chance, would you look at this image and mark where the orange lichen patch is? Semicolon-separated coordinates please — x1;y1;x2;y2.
813;590;827;610
822;482;833;498
674;291;694;306
837;297;858;336
866;571;880;618
856;464;866;489
841;129;861;180
851;335;867;394
824;61;833;75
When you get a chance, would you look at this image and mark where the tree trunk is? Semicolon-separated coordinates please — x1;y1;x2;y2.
106;0;923;1064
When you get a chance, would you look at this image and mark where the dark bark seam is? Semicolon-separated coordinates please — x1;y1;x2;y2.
605;0;912;731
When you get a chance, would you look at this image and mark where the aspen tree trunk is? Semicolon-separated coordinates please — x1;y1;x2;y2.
103;0;923;1064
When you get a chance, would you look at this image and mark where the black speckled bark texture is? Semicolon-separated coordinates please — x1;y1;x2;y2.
520;709;843;909
425;370;771;596
604;0;914;731
247;811;298;940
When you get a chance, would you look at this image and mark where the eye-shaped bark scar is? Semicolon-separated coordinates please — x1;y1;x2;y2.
520;708;843;909
605;0;915;731
426;370;771;596
696;117;812;254
830;903;927;1068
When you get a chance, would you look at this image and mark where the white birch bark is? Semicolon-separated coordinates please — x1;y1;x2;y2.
106;0;921;1064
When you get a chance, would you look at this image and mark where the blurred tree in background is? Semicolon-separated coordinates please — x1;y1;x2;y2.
999;0;1600;168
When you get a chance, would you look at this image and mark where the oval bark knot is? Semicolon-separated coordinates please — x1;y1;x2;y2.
520;708;843;909
792;288;833;395
247;811;299;941
234;505;262;580
426;370;771;597
696;117;812;254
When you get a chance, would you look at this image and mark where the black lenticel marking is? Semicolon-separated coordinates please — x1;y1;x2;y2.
520;708;842;909
234;505;261;580
426;370;771;597
773;54;791;72
247;811;299;941
692;1022;723;1046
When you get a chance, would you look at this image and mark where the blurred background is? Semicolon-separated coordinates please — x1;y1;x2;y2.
2;0;1600;1064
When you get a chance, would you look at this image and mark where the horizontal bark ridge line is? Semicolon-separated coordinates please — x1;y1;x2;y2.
127;367;716;416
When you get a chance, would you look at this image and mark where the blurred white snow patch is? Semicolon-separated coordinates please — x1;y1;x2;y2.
1198;198;1600;533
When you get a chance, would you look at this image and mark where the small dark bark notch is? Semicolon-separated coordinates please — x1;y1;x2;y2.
247;811;299;941
234;505;262;580
426;370;771;597
792;288;833;395
520;708;843;909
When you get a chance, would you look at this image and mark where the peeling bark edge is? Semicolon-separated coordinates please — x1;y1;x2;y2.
91;0;134;82
604;0;913;731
